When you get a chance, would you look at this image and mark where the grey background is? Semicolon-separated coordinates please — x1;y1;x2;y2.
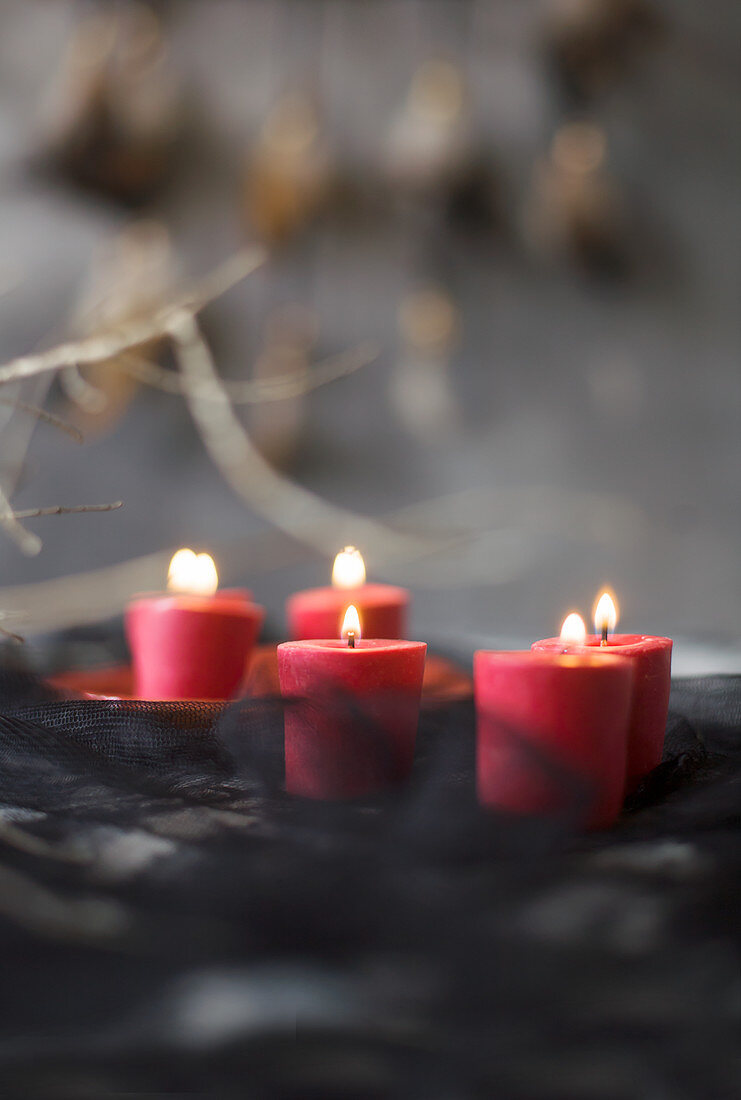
0;0;738;659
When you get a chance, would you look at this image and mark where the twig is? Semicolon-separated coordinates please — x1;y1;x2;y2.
169;310;442;565
0;482;41;556
0;248;266;388
172;248;268;316
0;396;84;443
59;365;108;414
12;501;123;520
118;341;380;404
0;251;263;553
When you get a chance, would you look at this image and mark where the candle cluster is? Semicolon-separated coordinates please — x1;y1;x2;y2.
476;592;672;828
531;593;673;796
124;548;672;829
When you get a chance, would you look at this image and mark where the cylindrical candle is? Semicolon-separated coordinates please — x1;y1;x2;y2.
474;650;634;829
286;546;409;639
125;549;264;700
278;637;427;799
532;633;672;791
287;584;408;641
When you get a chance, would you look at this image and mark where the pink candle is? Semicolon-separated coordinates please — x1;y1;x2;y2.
126;549;264;701
278;605;426;798
532;593;672;791
474;650;634;829
286;546;408;640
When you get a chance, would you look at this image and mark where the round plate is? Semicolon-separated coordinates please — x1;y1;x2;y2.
48;645;472;703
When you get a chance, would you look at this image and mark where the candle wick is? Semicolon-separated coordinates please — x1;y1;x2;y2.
347;632;356;649
601;625;608;646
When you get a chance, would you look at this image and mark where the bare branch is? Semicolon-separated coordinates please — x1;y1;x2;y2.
0;396;84;443
0;248;266;388
12;501;123;520
118;340;379;404
169;310;443;565
59;364;109;413
172;248;267;316
0;483;41;556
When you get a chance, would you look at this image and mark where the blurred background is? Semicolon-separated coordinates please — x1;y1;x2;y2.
0;0;738;663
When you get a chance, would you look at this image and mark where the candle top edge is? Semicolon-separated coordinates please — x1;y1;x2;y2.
278;638;426;652
534;634;673;651
127;593;262;614
286;583;410;605
474;649;634;669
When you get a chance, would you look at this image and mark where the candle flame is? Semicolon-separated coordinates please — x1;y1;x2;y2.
559;612;587;646
167;548;219;596
341;604;361;642
332;546;366;589
593;590;618;636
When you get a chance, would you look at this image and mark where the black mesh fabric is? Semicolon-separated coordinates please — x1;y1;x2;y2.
0;650;738;1099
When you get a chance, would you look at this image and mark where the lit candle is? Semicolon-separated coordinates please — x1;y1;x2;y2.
532;589;672;791
594;590;618;646
474;649;634;829
167;548;254;605
286;546;409;640
125;549;264;700
277;604;426;798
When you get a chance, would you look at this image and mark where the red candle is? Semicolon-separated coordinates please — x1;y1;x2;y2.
126;549;264;700
214;588;253;602
286;546;408;639
278;604;426;798
474;650;634;829
532;593;672;791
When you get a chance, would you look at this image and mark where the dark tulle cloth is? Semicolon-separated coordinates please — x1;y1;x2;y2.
0;646;738;1099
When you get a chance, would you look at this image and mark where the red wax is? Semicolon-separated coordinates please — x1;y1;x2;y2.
532;634;672;790
286;584;408;640
277;638;426;799
126;593;264;700
474;651;634;829
215;587;253;602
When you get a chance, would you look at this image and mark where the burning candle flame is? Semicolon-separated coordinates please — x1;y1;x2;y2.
341;604;361;643
167;548;219;596
593;590;618;637
332;546;366;589
559;612;587;646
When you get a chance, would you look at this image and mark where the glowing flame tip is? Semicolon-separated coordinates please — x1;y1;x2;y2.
559;612;587;646
593;590;618;636
332;546;366;589
341;604;361;642
167;548;218;596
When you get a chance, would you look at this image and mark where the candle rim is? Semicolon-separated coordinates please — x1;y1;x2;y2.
129;586;253;601
128;593;263;617
533;634;673;653
474;648;634;670
278;638;426;653
287;582;410;606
